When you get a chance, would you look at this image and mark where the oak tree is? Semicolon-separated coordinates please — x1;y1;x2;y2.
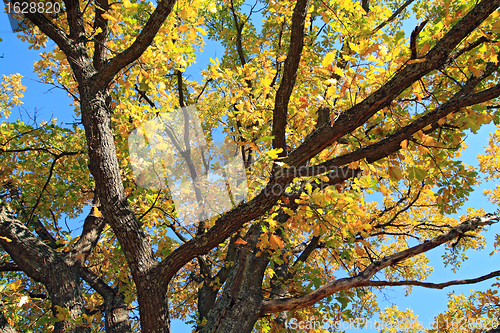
1;0;500;332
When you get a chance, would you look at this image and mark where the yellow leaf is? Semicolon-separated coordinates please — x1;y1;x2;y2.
332;66;343;78
355;245;364;256
101;12;118;22
55;51;66;61
92;27;103;37
0;236;12;242
469;63;481;77
208;3;217;13
266;148;282;159
388;166;404;181
418;145;430;154
123;0;133;9
419;43;431;57
10;279;21;291
277;55;287;62
322;52;335;67
93;206;102;217
179;8;190;20
380;184;388;196
400;139;408;149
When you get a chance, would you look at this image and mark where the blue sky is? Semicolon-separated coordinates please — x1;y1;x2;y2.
1;5;500;333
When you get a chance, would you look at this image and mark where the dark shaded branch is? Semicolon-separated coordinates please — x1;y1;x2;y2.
134;84;156;108
16;6;72;56
286;0;500;169
176;70;186;108
295;62;500;178
365;270;500;289
63;0;86;40
0;261;19;272
71;208;105;259
92;0;110;71
293;236;320;268
261;214;499;313
410;20;429;59
0;205;64;284
373;0;416;33
30;217;59;249
79;268;132;333
92;0;178;90
443;35;492;67
361;0;369;13
195;78;213;103
229;0;247;67
27;157;58;224
272;0;310;155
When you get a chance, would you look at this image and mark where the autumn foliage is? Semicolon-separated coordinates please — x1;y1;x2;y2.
1;0;500;332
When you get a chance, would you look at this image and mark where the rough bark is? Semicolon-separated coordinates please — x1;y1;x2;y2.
79;86;168;331
0;206;90;333
79;268;132;333
197;225;268;333
0;311;16;333
272;0;310;155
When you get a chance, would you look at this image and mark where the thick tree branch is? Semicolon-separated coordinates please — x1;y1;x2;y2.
92;0;178;90
295;61;500;178
15;7;72;56
79;268;132;333
285;0;500;169
63;0;86;40
92;0;110;71
71;208;105;259
0;206;90;332
272;0;310;155
229;0;247;67
261;214;499;313
0;261;19;272
0;205;60;283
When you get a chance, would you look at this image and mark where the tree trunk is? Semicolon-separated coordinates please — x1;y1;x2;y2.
46;266;90;333
197;227;268;333
79;86;170;332
136;276;171;333
103;295;133;333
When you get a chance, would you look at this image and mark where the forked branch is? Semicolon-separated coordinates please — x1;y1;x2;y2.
261;214;499;313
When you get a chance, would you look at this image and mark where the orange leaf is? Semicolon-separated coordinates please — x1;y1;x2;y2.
269;234;284;249
234;238;247;245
